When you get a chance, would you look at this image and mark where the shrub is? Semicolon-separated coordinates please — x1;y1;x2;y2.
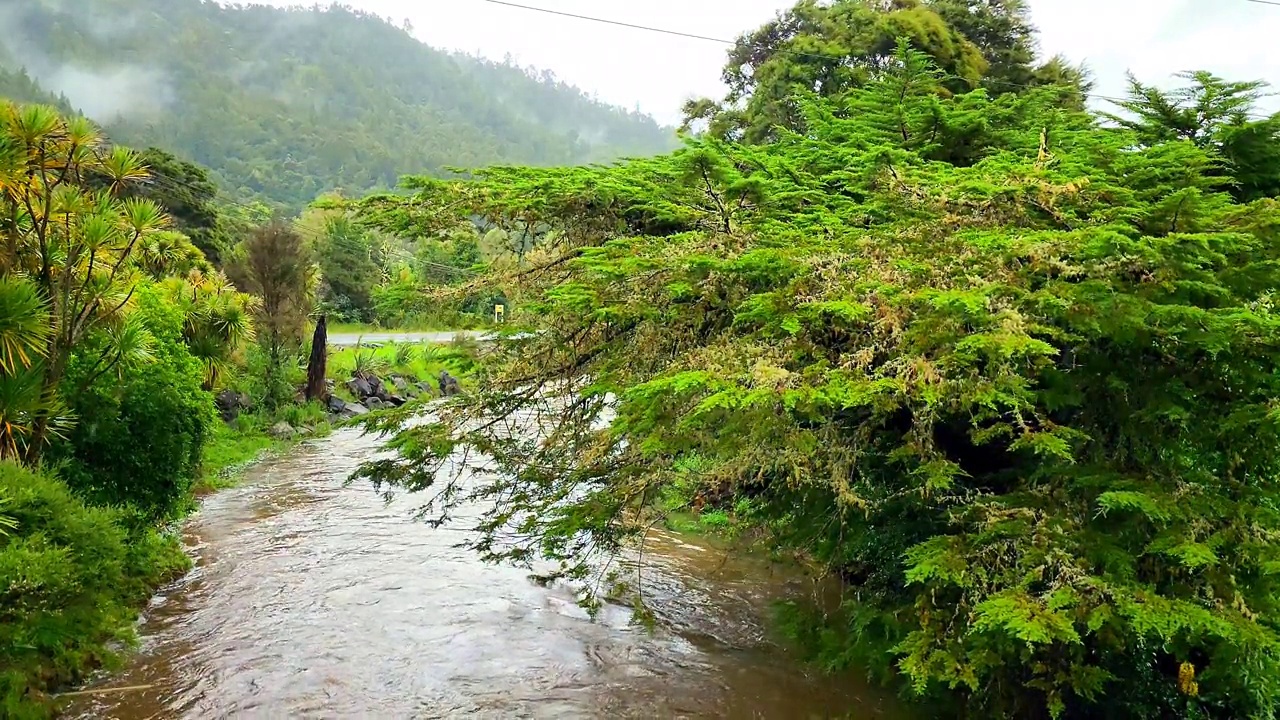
0;462;188;718
54;286;215;520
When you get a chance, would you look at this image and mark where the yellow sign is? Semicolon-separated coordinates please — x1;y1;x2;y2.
494;304;505;323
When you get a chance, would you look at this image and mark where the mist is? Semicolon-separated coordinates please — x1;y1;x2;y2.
0;0;174;122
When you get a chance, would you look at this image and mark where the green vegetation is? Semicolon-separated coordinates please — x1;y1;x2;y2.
0;100;465;715
0;463;190;719
329;339;477;392
354;3;1280;716
3;0;1279;717
0;0;677;209
196;422;285;494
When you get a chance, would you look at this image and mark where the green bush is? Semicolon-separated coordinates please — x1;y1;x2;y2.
55;286;215;520
0;462;189;718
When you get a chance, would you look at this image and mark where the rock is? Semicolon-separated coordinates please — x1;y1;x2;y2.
215;389;251;422
384;394;406;407
325;378;336;391
364;374;386;398
268;421;297;439
391;375;411;393
416;382;433;396
438;370;462;397
340;402;369;418
365;397;385;410
346;376;372;399
327;395;347;413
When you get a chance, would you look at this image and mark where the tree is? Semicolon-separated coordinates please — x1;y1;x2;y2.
123;148;234;264
683;0;1088;142
0;102;169;464
228;222;315;408
159;270;257;390
1106;71;1280;201
356;48;1280;719
315;214;381;322
305;314;327;401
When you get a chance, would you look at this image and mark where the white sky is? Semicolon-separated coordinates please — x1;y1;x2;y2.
271;0;1280;125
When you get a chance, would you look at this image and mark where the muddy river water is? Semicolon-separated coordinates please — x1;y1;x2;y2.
64;427;901;719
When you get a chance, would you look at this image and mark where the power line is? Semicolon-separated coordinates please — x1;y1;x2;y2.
483;0;733;44
480;0;1277;119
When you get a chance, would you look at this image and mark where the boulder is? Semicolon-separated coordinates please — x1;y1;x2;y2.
346;376;373;399
327;395;347;413
364;374;386;398
268;421;297;439
215;389;251;422
340;402;369;418
438;370;462;397
383;394;406;407
365;397;385;410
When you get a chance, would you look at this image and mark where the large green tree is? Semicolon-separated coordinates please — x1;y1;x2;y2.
684;0;1088;142
1106;71;1280;202
0;103;169;464
356;49;1280;719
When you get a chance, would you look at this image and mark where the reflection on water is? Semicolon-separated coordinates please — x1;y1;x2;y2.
63;428;902;719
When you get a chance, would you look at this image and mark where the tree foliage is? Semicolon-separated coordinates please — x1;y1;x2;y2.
0;102;170;464
683;0;1088;143
355;47;1280;719
53;287;215;520
1105;71;1280;202
226;222;315;409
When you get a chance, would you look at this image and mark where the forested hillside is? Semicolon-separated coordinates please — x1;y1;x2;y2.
0;0;677;208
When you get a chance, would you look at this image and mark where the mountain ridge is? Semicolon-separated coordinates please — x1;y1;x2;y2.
0;0;679;208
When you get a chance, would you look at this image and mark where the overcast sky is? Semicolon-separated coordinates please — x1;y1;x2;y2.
271;0;1280;125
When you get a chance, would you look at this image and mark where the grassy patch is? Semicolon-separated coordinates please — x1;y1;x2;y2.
194;422;284;493
327;338;477;388
194;403;334;494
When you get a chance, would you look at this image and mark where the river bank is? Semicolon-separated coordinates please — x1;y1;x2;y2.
0;332;473;718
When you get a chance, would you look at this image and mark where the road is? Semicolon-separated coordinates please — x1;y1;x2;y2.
327;330;490;347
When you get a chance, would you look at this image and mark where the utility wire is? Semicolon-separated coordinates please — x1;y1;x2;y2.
126;0;1280;254
480;0;1278;119
483;0;734;44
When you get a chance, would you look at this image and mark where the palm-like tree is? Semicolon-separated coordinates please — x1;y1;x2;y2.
0;275;65;461
162;270;257;390
0;102;170;464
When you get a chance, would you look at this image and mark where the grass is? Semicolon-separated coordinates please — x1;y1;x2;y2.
328;318;490;335
194;420;285;494
193;402;335;494
327;338;476;389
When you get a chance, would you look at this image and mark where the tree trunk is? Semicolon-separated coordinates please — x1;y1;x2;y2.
305;314;328;402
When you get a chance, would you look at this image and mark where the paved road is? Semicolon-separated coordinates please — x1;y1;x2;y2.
327;330;490;347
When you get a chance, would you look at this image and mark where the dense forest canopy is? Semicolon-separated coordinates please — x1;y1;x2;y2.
0;0;679;209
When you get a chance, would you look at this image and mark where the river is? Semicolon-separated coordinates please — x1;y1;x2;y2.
63;427;902;719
